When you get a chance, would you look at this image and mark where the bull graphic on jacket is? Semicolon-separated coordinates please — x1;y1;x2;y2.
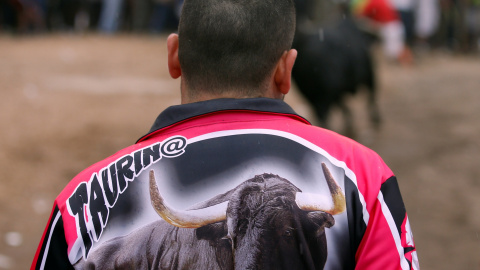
75;163;345;270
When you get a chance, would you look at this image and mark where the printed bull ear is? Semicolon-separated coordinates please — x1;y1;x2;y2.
149;170;228;228
295;163;346;215
196;222;228;241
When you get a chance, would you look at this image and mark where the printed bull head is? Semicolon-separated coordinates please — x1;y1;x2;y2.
149;163;346;270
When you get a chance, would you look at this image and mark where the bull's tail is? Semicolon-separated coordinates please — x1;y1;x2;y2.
365;54;381;131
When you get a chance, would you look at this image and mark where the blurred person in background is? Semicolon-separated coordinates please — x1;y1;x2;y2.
86;0;102;30
98;0;123;33
351;0;413;65
438;0;468;51
96;0;182;34
390;0;416;49
414;0;440;51
18;0;45;32
391;0;441;55
465;0;480;51
130;0;149;31
54;0;81;30
0;0;23;31
0;0;44;33
2;0;183;33
44;0;101;31
150;0;182;33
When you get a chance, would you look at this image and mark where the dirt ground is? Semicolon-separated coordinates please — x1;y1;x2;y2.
0;34;479;270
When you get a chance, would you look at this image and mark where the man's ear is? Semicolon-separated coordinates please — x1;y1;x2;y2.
167;33;182;79
274;49;297;95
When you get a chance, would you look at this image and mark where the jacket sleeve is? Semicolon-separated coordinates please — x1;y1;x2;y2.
31;204;74;270
355;176;419;270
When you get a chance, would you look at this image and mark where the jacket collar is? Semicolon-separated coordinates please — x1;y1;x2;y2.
137;98;309;143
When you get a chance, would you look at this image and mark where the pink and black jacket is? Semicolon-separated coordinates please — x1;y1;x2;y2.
32;98;419;270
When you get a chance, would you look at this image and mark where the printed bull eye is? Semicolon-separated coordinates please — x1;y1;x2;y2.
284;227;295;237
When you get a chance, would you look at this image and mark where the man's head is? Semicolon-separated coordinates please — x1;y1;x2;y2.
167;0;297;102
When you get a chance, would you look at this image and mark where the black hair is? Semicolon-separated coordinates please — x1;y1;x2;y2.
178;0;296;97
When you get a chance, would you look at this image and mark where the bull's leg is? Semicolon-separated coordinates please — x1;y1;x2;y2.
364;54;381;132
339;101;356;139
367;86;381;131
313;103;331;129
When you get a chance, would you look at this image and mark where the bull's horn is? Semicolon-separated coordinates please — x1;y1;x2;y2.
295;163;346;215
149;170;228;228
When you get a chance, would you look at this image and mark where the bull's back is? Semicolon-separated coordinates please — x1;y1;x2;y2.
75;220;223;270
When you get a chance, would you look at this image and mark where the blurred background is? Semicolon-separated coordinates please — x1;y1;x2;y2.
0;0;479;269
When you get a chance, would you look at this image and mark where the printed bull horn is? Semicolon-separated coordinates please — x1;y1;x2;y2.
149;170;228;228
295;163;346;215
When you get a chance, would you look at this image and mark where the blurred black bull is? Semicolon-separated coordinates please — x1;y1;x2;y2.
45;0;102;30
76;164;346;270
292;0;380;138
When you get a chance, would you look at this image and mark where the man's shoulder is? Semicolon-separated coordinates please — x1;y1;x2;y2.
290;124;380;157
291;124;392;179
